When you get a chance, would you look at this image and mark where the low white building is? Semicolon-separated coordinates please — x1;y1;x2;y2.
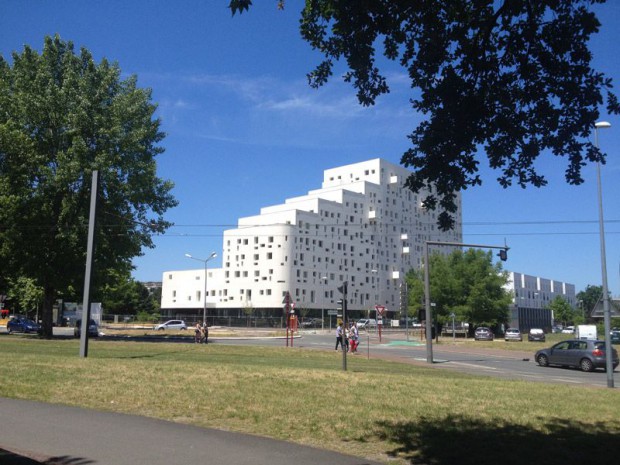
161;158;462;319
505;272;576;332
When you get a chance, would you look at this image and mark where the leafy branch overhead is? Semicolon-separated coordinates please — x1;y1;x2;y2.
231;0;619;230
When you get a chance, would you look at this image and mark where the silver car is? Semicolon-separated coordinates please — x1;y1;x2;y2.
535;339;619;372
504;328;522;342
154;320;187;331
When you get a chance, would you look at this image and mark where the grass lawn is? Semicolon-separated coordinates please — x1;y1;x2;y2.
1;336;618;465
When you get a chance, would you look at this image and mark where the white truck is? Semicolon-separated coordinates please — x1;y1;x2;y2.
575;325;597;340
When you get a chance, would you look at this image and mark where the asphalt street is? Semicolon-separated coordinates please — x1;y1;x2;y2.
1;398;381;465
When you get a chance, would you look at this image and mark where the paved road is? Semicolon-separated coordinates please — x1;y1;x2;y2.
218;331;619;388
1;398;381;465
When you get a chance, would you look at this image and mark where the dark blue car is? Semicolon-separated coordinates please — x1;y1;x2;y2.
7;317;41;334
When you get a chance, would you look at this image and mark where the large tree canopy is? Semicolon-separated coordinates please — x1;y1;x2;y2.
0;35;177;336
231;0;619;230
406;248;512;330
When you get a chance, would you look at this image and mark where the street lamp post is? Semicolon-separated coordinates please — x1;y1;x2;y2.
320;276;328;331
594;121;614;388
185;252;217;325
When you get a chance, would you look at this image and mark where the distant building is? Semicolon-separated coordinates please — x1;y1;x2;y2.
161;158;462;319
590;298;620;321
505;272;576;332
141;281;162;295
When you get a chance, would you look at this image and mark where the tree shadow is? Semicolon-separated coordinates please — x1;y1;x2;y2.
373;415;620;465
44;456;95;465
0;449;94;465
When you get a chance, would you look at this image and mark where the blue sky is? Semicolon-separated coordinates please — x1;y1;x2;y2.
2;1;619;297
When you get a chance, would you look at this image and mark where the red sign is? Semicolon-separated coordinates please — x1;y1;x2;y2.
375;305;386;316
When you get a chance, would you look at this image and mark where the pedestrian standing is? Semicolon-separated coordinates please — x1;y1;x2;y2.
194;323;201;344
201;321;209;344
335;322;343;350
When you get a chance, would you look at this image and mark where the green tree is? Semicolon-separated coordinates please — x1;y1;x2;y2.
548;295;575;327
6;276;43;319
231;1;619;230
97;270;157;316
407;249;511;331
0;36;177;337
404;269;425;322
576;284;603;319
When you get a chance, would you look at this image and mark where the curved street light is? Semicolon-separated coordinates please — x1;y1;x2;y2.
594;121;613;388
185;252;217;324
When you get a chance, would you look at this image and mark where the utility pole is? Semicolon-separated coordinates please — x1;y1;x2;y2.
338;281;348;371
80;171;99;358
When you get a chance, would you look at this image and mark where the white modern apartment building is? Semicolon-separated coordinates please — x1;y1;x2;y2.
161;158;462;318
505;271;576;331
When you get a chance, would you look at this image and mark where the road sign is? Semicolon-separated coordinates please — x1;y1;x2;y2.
327;310;338;315
375;305;386;315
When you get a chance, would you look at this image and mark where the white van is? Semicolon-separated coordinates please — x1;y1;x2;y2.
575;325;597;340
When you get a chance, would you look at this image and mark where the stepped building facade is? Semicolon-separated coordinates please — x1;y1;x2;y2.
161;159;462;319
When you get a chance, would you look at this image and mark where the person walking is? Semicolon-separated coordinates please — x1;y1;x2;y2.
194;323;202;344
350;321;359;353
335;322;344;351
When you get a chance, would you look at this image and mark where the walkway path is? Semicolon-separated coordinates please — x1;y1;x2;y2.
1;398;380;465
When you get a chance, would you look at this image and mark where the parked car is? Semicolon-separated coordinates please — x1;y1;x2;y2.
504;328;522;342
154;320;187;331
300;318;322;328
528;328;546;342
356;319;377;329
399;317;421;327
7;317;41;334
74;319;99;337
535;339;619;372
474;327;494;341
610;330;620;344
561;326;575;334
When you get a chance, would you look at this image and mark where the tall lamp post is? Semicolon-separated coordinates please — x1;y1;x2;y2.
185;252;217;324
594;121;614;388
320;276;328;331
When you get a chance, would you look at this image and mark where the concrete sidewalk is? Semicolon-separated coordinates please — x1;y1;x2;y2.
1;398;380;465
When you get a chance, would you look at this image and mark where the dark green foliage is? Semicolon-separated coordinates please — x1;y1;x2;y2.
233;1;619;230
97;270;159;316
407;248;512;329
0;36;177;336
576;284;603;318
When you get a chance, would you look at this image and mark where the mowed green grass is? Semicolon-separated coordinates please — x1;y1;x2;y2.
1;336;618;465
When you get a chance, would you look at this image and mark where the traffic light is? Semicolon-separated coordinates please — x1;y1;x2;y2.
337;282;348;315
337;282;348;296
498;248;508;261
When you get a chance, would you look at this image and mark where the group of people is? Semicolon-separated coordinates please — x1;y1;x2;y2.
194;322;209;344
335;321;360;353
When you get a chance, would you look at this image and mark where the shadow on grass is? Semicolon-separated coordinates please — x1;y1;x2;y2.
373;415;620;465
